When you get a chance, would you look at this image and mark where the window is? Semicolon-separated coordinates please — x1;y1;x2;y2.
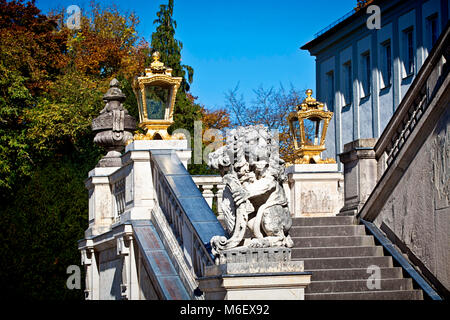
326;71;334;111
361;52;371;97
381;41;392;88
343;61;352;105
403;28;414;76
428;15;439;47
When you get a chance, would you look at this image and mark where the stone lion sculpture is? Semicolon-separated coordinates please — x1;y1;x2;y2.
208;125;294;258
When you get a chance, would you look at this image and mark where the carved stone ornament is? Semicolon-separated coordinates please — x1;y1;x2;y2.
92;79;137;167
208;125;294;262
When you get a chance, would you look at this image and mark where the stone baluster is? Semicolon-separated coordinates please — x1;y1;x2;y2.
201;184;214;208
216;184;225;220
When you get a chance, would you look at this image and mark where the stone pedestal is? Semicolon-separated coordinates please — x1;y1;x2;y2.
85;166;120;237
198;248;311;300
286;163;344;217
338;138;377;216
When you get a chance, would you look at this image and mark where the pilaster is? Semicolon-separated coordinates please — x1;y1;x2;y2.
338;138;377;216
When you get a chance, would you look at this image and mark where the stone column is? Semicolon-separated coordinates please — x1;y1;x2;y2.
81;245;99;300
116;234;139;300
338;138;377;216
201;184;214;208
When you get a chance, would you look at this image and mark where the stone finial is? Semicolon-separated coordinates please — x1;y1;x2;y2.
92;79;137;167
103;78;126;103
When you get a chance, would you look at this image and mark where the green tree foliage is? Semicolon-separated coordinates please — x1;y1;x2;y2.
150;0;217;175
0;0;222;300
0;0;68;192
0;0;148;300
0;155;97;300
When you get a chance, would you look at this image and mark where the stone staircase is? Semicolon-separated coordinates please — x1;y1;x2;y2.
290;216;424;300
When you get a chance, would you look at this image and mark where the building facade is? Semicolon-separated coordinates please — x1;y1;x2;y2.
301;0;449;168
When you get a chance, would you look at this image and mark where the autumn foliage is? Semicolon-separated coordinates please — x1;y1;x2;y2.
0;0;205;300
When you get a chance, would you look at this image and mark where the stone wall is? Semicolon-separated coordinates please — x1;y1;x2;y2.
374;107;450;292
98;248;123;300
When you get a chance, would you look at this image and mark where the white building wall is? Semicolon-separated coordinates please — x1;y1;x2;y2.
319;57;336;160
398;9;417;100
357;35;374;140
377;23;394;133
307;0;448;168
422;0;442;64
339;46;353;151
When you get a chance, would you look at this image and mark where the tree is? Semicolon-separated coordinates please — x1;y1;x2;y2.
0;0;69;193
0;0;151;300
150;0;202;136
224;83;305;164
201;106;231;131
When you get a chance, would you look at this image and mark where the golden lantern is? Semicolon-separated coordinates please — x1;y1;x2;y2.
133;52;183;140
287;89;335;164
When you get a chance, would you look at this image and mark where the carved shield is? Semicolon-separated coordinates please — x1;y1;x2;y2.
220;186;236;234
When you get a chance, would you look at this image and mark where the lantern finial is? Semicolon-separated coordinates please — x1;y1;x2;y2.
150;51;166;74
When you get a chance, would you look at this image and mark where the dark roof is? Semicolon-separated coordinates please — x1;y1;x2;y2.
301;1;380;51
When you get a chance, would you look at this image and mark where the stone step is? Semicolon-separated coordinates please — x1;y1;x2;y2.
293;235;375;248
302;256;393;270
307;267;404;281
306;278;413;294
305;290;423;300
291;216;356;227
292;246;384;259
290;225;366;237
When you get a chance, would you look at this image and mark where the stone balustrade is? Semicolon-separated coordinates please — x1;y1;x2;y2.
150;151;226;278
192;175;225;219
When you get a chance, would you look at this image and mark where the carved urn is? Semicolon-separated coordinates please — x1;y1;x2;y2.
92;79;137;167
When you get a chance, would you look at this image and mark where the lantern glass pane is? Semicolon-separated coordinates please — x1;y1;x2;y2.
303;118;323;146
145;85;169;120
291;118;302;147
136;89;144;122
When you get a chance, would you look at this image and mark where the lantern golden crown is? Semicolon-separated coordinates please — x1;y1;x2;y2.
141;51;174;77
298;89;324;111
287;89;335;164
131;51;183;140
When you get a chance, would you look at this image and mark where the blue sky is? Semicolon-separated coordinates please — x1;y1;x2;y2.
36;0;356;110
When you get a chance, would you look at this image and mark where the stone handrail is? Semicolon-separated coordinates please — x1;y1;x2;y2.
150;150;227;277
192;175;225;218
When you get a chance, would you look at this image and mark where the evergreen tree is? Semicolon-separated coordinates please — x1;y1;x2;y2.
150;0;201;136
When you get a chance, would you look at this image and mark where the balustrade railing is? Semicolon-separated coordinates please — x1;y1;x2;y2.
150;150;226;277
192;175;225;218
113;178;126;218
